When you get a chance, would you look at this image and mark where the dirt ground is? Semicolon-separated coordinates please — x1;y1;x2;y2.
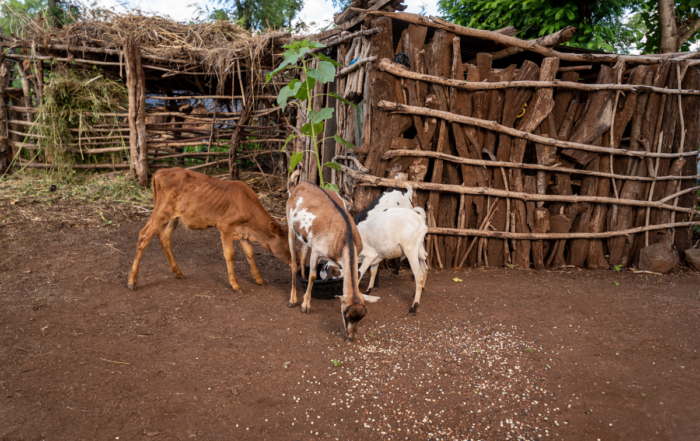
1;198;700;440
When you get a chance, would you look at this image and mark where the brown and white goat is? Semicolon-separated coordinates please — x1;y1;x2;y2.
127;168;291;292
286;171;379;340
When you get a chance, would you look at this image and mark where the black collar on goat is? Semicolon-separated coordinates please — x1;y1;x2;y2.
286;170;379;341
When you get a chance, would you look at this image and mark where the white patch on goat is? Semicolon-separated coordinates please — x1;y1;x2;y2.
289;198;316;245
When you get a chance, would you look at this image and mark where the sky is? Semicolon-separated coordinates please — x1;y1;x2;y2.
95;0;441;31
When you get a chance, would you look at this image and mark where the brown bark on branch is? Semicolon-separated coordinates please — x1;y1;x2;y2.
340;165;700;216
378;101;699;160
427;221;700;240
376;59;700;95
467;26;577;63
356;10;700;64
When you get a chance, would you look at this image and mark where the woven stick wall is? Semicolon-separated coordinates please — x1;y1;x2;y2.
0;12;293;181
323;11;700;270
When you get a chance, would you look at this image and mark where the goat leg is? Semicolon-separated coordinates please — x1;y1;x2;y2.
300;250;320;314
287;229;299;308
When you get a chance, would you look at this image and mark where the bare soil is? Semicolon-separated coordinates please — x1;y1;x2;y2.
1;205;700;440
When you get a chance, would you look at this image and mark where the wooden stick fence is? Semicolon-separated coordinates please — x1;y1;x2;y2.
318;13;700;271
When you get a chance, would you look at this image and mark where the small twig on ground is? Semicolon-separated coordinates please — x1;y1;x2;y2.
100;358;130;365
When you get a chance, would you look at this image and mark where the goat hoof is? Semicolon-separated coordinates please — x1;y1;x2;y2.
408;304;419;315
300;306;310;314
287;301;297;308
256;280;266;287
127;283;135;290
232;288;243;294
174;273;184;279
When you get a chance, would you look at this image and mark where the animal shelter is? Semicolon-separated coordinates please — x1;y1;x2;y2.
301;2;700;271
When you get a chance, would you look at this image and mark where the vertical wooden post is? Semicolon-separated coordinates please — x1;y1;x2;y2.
322;81;337;185
229;81;253;181
354;16;412;211
0;57;10;174
125;37;148;187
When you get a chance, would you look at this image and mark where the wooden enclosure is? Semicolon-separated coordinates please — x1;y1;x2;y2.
307;7;700;270
0;13;293;181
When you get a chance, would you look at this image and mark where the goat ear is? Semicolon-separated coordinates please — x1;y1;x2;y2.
335;295;347;302
269;221;282;237
362;294;380;303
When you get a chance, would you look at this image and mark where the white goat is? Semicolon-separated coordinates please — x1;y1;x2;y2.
353;185;414;225
354;184;414;282
357;207;428;315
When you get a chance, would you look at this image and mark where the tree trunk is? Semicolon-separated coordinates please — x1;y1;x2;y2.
658;0;679;53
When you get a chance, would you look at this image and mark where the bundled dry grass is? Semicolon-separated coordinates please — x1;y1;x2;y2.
11;8;284;92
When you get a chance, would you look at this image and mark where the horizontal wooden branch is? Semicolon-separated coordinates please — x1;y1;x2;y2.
4;53;169;72
428;221;700;240
308;27;383;54
16;160;166;170
340;166;700;216
358;10;700;65
383;149;700;182
146;95;278;100
377;59;700;95
378;101;699;160
467;25;577;63
150;152;230;160
338;57;377;77
557;65;593;72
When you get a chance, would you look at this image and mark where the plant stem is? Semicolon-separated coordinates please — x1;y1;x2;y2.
303;59;325;189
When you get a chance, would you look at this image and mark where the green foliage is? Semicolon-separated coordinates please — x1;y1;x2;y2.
438;0;644;53
333;134;356;149
0;0;81;36
191;0;304;30
268;39;354;191
288;151;304;172
633;0;700;53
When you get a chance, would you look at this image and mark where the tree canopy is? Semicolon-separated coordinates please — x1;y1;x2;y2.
1;0;80;36
438;0;641;53
192;0;304;31
438;0;700;54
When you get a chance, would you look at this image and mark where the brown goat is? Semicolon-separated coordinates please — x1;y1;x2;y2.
286;171;378;341
127;168;291;292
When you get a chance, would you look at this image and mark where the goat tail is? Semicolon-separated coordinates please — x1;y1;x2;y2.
288;169;301;195
404;182;414;205
413;206;427;224
418;241;428;273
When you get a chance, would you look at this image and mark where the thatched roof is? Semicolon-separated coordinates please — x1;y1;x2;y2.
2;10;290;95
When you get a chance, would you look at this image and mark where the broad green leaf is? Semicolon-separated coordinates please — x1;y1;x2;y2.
307;60;336;84
308;41;326;49
281;133;295;152
308;107;334;125
295;77;316;101
278;79;302;111
282;46;309;66
288;151;304;172
329;92;358;110
333;134;356;149
318;53;341;66
302;121;325;137
324;161;342;172
266;64;289;83
323;183;339;192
